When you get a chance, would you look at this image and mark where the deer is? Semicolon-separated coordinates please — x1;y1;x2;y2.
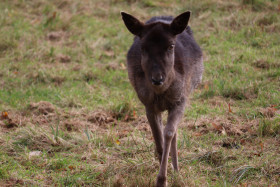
121;11;203;187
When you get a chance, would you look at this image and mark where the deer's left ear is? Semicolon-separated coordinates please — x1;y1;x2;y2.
170;11;191;35
121;12;144;37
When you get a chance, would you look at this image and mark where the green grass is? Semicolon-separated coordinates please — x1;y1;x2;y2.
0;0;279;186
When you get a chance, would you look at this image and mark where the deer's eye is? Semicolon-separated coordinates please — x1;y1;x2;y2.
167;45;175;51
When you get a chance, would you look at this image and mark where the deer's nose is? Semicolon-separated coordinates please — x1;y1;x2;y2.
151;75;164;86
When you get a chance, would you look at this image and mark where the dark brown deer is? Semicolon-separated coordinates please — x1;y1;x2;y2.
121;11;203;187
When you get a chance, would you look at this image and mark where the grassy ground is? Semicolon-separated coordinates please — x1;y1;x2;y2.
0;0;279;186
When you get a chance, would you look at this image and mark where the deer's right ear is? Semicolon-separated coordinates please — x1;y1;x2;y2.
121;12;144;37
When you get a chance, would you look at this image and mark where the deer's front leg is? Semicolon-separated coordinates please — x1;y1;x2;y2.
156;103;185;187
146;107;164;163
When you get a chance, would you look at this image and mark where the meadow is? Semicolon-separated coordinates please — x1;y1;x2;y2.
0;0;279;186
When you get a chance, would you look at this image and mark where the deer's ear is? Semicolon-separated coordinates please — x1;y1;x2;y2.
121;12;144;37
170;11;190;35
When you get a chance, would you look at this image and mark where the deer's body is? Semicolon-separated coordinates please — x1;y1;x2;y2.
121;12;203;187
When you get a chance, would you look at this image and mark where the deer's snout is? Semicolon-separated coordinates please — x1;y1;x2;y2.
151;75;164;86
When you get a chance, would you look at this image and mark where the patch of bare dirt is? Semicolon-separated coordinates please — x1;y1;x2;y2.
0;120;5;126
83;71;98;82
18;104;119;133
87;110;115;127
0;179;24;187
257;15;278;27
52;76;66;86
0;111;26;130
252;60;280;69
72;64;81;71
93;62;126;72
214;137;241;149
116;128;131;139
263;24;280;33
56;0;69;9
0;111;15;128
105;62;119;71
131;116;151;132
104;62;126;71
208;96;228;107
47;31;65;41
27;71;65;86
30;113;57;126
63;120;93;132
186;116;257;136
25;101;58;126
64;120;82;131
28;101;55;115
258;106;279;118
253;60;270;69
56;54;71;63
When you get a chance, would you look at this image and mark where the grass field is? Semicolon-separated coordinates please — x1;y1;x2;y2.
0;0;279;186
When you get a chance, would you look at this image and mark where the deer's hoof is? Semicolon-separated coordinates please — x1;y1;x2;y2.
156;175;167;187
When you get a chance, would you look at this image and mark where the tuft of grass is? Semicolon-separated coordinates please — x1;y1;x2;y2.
241;0;266;11
111;99;136;121
258;118;280;137
197;151;224;166
0;38;17;54
230;165;256;184
0;165;9;179
221;85;258;100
